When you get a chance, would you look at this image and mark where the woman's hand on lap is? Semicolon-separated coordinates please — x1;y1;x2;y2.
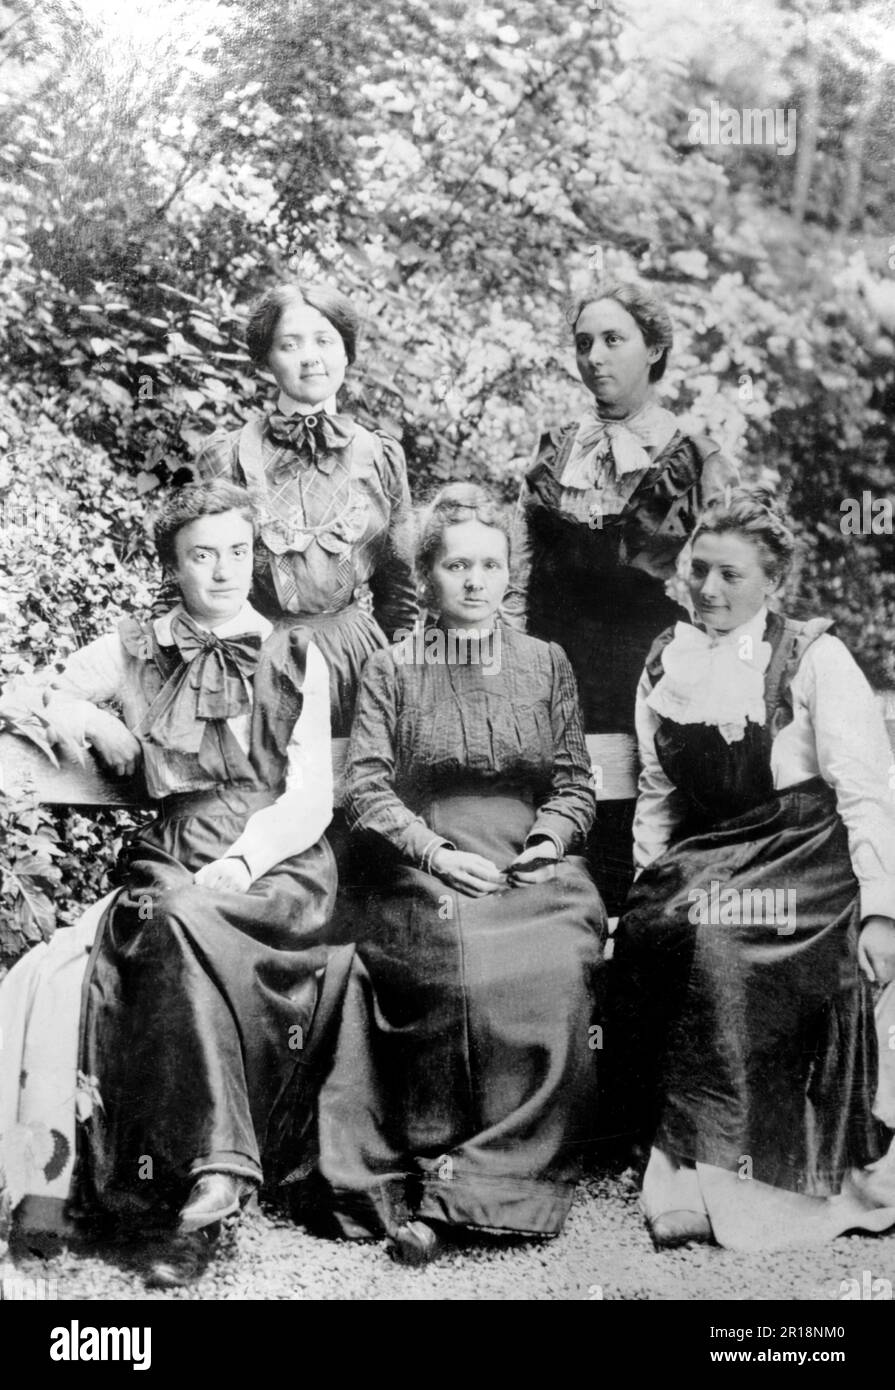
507;840;559;885
858;915;895;986
431;848;506;897
195;858;252;893
85;709;142;777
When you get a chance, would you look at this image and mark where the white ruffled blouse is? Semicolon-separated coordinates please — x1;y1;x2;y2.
633;606;895;922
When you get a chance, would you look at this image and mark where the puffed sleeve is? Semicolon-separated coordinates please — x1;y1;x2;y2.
792;635;895;922
501;478;533;633
0;633;126;750
222;639;334;879
343;648;450;867
367;433;419;642
192;429;240;483
526;644;596;853
632;667;688;872
698;444;740;506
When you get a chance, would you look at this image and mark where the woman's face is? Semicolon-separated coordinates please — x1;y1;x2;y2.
688;532;778;634
574;298;661;418
266;301;348;406
172;510;254;627
427;520;510;630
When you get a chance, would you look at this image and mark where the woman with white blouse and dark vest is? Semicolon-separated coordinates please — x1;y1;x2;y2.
0;483;341;1286
503;281;738;914
194;281;418;737
606;488;895;1250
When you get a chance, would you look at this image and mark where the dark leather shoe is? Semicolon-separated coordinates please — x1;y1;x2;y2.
387;1220;443;1266
648;1209;713;1250
178;1173;254;1234
145;1230;215;1289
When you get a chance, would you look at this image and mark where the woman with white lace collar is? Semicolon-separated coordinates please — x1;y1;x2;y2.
606;487;895;1251
503;280;738;915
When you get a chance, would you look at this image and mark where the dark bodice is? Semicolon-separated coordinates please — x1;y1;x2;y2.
644;611;832;832
344;624;596;858
520;426;730;735
117;618;309;800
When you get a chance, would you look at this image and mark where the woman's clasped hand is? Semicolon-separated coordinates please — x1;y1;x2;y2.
430;841;559;894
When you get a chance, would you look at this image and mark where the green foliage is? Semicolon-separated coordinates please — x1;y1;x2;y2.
0;403;151;967
0;786;62;965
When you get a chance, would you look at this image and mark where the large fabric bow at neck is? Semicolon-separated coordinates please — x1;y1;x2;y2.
144;611;263;754
646;620;772;745
560;399;678;491
267;408;355;478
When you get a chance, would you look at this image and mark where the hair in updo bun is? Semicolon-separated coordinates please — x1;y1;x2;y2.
692;486;796;583
246;281;359;366
416;482;511;579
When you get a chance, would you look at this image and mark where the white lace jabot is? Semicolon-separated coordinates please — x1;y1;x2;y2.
559;398;679;491
646;607;771;745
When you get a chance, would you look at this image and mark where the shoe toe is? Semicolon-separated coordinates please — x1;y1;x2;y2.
648;1209;713;1249
388;1220;443;1266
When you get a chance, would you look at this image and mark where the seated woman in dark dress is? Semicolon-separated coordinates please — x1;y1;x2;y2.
0;482;340;1285
193;280;418;737
607;488;895;1250
503;280;738;915
310;483;607;1264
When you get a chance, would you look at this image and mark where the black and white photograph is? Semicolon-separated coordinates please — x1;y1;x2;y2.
1;0;895;1332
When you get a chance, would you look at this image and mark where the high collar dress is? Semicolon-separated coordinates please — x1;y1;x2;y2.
194;406;418;736
308;624;607;1239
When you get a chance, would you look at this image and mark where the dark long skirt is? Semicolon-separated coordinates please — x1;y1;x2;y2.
312;791;607;1238
77;788;339;1229
608;778;884;1193
277;603;386;738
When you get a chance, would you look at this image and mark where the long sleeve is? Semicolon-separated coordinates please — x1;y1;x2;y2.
0;633;126;749
501;478;534;633
776;635;895;922
367;434;419;641
223;640;334;880
343;650;447;865
631;667;687;871
526;645;596;853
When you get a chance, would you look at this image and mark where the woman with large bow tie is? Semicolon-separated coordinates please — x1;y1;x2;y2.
606;488;895;1251
0;482;341;1285
503;281;738;914
193;281;417;736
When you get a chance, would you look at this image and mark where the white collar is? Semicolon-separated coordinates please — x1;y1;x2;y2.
646;606;772;744
561;397;679;489
154;601;272;647
277;390;338;417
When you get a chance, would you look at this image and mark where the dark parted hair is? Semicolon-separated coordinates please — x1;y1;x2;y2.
416;482;511;579
691;486;796;583
569;279;674;382
152;481;258;571
246;281;360;366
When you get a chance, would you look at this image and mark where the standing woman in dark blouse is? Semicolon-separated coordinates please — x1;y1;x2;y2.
311;484;606;1264
195;281;418;736
503;281;738;913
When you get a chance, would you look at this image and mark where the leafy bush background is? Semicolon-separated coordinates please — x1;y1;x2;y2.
1;0;895;967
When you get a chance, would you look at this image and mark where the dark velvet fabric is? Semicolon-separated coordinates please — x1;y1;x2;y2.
607;614;884;1193
75;627;341;1230
522;427;722;737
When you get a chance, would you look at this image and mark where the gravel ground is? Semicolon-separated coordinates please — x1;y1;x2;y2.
4;1168;895;1302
